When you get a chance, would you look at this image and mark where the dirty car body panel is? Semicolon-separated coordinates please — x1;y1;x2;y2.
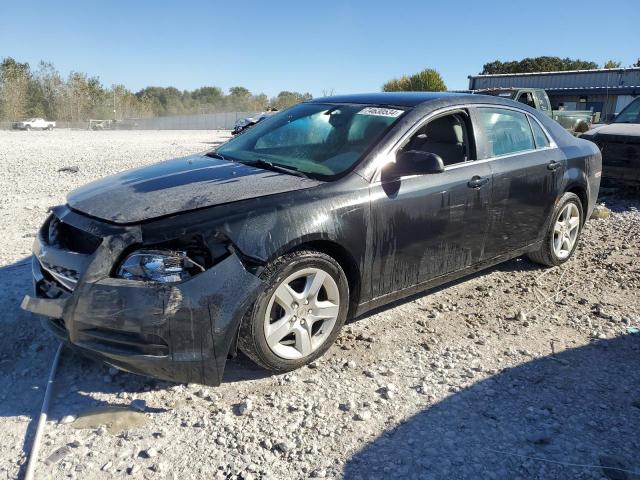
22;93;601;385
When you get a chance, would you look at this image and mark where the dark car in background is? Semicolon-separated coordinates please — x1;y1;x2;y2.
22;92;601;386
231;109;278;135
581;97;640;185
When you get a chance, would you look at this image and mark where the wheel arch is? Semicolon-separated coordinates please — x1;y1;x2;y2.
564;183;588;223
284;238;362;319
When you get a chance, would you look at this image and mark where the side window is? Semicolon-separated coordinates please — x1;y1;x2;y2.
477;108;535;157
516;92;536;108
529;117;550;148
403;113;470;166
534;91;550;112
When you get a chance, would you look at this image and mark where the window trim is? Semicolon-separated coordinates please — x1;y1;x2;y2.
473;105;557;160
370;103;558;182
372;105;478;182
527;114;551;149
399;109;474;166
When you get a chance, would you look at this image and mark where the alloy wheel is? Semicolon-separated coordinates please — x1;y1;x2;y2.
264;267;340;360
552;203;580;260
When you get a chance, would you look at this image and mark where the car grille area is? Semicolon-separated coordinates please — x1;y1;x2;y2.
46;215;102;254
35;213;101;292
40;259;80;291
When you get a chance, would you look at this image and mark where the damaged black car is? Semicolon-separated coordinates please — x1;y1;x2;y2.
22;92;602;386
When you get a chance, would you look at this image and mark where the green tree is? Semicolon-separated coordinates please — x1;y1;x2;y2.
135;86;186;116
191;86;224;112
270;91;312;110
603;59;622;69
229;86;250;98
382;68;447;92
633;58;640;68
480;56;599;75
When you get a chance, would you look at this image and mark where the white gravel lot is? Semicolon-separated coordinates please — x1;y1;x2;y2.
0;129;639;480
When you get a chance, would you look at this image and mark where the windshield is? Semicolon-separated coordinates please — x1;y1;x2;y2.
615;97;640;123
216;103;405;179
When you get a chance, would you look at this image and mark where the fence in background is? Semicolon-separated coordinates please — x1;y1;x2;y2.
0;112;257;131
122;112;254;130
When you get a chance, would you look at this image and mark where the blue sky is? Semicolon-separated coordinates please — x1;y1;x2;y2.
1;0;638;97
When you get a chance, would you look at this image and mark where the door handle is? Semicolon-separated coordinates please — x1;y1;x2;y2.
547;160;562;171
467;176;490;188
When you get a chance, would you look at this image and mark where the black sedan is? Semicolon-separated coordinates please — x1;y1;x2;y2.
22;92;601;385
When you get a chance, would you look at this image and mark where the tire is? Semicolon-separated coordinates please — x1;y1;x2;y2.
48;125;54;131
527;192;583;267
25;126;31;131
238;250;349;372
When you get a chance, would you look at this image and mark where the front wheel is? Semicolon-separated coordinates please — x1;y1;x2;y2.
527;192;583;267
238;250;349;372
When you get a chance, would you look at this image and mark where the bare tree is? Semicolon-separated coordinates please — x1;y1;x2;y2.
0;58;31;121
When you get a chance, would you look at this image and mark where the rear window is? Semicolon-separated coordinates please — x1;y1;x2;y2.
534;91;551;112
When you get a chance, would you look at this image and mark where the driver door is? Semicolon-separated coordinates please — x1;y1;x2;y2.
368;109;493;298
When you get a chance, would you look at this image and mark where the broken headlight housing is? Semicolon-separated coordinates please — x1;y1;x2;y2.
117;250;205;283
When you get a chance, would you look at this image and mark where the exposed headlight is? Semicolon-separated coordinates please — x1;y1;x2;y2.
117;250;205;283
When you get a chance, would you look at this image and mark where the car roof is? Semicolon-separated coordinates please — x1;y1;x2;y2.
308;92;474;107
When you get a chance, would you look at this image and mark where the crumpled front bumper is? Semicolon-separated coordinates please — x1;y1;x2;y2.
21;211;264;386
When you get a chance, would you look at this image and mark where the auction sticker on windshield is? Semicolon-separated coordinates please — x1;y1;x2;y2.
357;107;404;117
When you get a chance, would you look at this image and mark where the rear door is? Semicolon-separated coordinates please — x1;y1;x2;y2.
472;106;565;258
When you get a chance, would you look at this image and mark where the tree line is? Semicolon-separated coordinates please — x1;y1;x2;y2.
382;57;640;93
479;56;640;75
4;55;638;121
0;57;312;122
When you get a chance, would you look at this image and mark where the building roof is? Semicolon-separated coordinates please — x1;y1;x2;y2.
468;67;640;92
310;92;472;107
468;66;640;79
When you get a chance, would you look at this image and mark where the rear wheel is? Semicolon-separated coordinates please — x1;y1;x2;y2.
527;192;583;266
238;250;349;372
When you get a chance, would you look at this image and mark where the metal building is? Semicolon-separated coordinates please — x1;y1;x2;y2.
468;67;640;121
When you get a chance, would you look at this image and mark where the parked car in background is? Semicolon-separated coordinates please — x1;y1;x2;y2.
12;118;56;131
581;96;640;185
231;109;278;135
21;92;601;386
89;119;115;130
476;88;593;134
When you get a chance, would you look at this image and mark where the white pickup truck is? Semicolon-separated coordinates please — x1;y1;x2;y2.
12;118;56;131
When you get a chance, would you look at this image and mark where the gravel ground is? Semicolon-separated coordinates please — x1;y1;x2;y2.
1;130;639;480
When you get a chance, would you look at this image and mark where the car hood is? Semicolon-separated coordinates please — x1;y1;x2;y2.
67;154;322;224
584;123;640;141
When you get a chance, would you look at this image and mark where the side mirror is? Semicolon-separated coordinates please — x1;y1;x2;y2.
389;150;445;177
